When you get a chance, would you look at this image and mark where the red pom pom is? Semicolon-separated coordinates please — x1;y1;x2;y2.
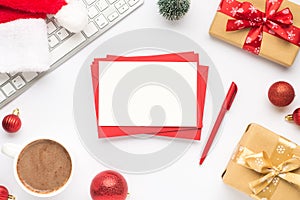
90;170;128;200
268;81;295;107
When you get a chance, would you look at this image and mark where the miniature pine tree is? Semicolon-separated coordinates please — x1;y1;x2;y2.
158;0;190;20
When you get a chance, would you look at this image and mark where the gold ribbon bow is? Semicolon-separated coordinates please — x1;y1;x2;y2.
236;147;300;195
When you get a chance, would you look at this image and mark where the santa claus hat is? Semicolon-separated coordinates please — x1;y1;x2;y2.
0;0;88;73
1;0;88;33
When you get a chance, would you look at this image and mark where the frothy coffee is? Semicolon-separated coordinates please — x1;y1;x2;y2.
16;139;72;194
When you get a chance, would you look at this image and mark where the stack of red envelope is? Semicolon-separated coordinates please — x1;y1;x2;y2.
90;52;208;140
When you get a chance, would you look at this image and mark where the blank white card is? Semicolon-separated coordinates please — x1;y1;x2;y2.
98;61;197;127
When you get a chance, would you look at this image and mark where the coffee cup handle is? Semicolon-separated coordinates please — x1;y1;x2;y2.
1;143;22;159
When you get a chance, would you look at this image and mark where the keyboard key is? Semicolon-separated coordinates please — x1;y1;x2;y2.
56;28;70;40
96;0;109;11
115;0;125;9
50;33;86;65
128;0;139;6
88;6;99;18
47;21;57;34
108;0;117;3
95;15;109;28
2;83;16;96
9;72;17;76
85;0;96;5
108;12;119;22
117;4;129;14
83;22;99;37
22;72;38;82
12;76;25;89
0;90;6;103
0;74;9;85
48;35;59;48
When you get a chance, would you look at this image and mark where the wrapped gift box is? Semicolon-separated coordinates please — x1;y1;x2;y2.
209;0;300;67
222;123;300;200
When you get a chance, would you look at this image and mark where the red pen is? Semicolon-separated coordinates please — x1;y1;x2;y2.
199;82;237;165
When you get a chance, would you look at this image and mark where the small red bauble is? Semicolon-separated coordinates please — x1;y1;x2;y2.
268;81;295;107
2;109;21;133
90;170;128;200
285;108;300;126
0;185;15;200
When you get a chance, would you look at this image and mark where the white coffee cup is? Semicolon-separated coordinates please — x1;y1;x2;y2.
1;138;73;198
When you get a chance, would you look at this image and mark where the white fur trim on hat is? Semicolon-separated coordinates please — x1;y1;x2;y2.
0;18;50;73
55;0;88;33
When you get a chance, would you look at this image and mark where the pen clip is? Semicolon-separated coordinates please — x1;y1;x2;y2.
224;82;238;110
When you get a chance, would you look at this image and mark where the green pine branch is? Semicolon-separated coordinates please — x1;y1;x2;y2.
158;0;190;20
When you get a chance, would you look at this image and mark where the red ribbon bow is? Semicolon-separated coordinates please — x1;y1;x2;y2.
219;0;300;54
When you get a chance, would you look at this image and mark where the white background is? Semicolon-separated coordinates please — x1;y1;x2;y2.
1;0;300;199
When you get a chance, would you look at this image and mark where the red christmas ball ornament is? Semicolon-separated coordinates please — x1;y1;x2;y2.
90;170;128;200
0;185;15;200
2;109;22;133
285;108;300;126
268;81;295;107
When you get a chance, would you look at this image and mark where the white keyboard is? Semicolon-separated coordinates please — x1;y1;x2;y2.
0;0;144;108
